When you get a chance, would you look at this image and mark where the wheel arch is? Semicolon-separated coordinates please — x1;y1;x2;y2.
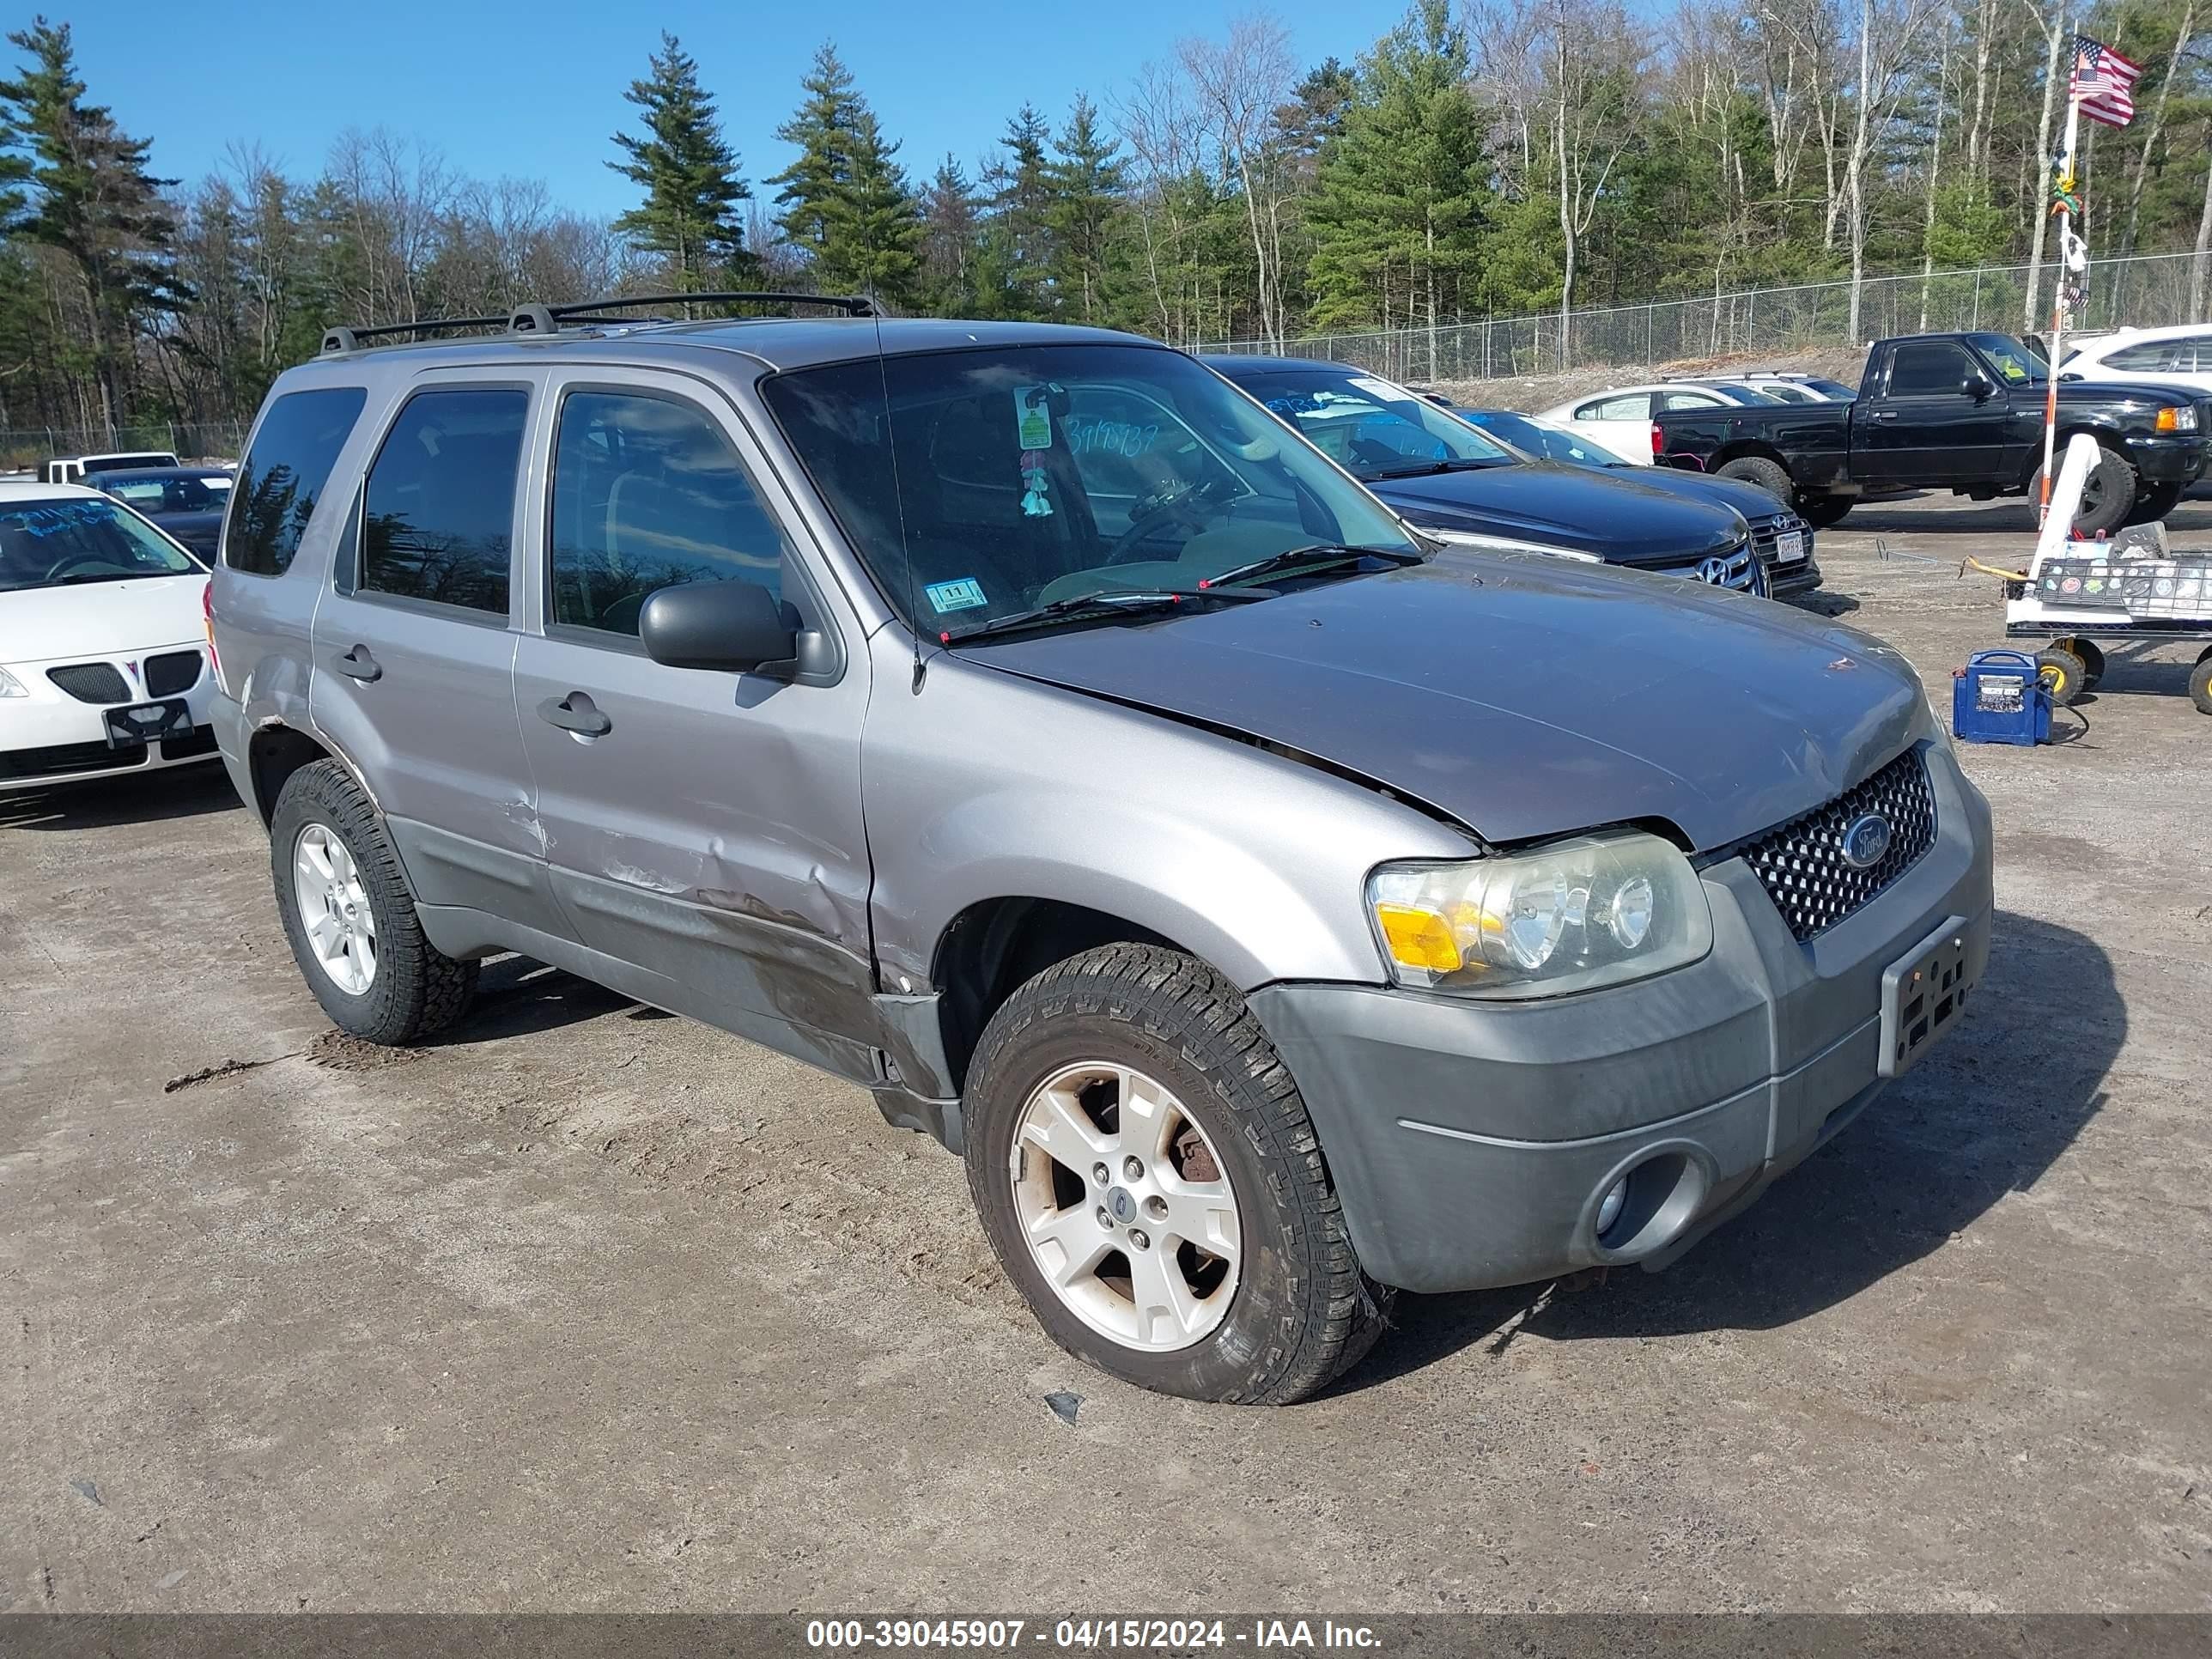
245;720;382;828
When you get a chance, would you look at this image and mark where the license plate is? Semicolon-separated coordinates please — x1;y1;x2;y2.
1776;531;1807;563
103;699;192;749
1878;917;1974;1079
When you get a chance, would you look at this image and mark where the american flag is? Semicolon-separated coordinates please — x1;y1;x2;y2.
2071;34;2143;128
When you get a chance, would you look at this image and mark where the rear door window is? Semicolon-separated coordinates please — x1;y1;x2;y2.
225;386;368;575
547;388;788;637
358;388;528;617
1585;392;1652;421
1659;390;1723;411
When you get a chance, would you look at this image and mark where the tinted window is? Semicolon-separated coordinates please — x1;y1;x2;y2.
1238;367;1510;479
1467;410;1618;466
1887;342;1975;396
549;390;787;636
225;386;368;575
2106;341;2181;372
361;388;526;615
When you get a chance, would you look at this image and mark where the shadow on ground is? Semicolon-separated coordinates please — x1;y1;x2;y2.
1332;909;2119;1391
0;764;244;832
424;955;636;1046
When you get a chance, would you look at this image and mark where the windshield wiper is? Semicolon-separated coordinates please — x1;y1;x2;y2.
1198;542;1424;592
939;586;1261;645
1364;458;1501;479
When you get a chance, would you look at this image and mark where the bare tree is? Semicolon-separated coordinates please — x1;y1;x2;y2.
1176;15;1299;349
2019;0;2069;329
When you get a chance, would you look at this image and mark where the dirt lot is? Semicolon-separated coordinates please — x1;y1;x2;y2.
4;494;2211;1615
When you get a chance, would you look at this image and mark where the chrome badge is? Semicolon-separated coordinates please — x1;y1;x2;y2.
1839;812;1893;869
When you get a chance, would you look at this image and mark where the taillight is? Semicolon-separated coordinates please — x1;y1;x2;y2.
203;579;222;684
1650;422;1664;459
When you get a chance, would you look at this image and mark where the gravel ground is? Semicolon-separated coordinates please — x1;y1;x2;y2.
3;495;2209;1614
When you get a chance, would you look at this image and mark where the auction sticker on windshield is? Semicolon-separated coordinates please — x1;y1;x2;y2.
925;578;988;613
1015;386;1054;449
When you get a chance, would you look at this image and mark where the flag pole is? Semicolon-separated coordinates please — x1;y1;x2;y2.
2039;83;2082;524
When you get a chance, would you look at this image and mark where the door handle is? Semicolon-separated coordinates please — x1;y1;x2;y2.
335;644;381;682
1871;410;1899;421
538;690;611;738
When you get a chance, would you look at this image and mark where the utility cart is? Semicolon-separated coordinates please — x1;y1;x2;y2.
1992;526;2212;713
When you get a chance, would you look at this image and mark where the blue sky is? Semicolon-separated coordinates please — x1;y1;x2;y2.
64;1;1396;217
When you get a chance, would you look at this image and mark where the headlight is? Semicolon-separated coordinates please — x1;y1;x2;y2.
1367;830;1712;998
2155;404;2198;433
0;666;27;698
1421;527;1601;562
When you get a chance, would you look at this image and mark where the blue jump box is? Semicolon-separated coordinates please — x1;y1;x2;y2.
1953;649;2051;745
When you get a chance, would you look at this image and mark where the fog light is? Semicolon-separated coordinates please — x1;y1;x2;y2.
1596;1176;1629;1237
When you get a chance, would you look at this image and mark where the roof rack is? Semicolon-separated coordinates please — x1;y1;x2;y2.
319;291;875;356
319;316;511;356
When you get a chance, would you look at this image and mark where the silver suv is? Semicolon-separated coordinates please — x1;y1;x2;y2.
210;296;1994;1404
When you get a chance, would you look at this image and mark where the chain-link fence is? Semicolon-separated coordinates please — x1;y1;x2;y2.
1203;248;2212;383
0;420;249;473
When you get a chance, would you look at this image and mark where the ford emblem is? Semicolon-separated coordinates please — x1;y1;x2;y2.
1839;812;1893;869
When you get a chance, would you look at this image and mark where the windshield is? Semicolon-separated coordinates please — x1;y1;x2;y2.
1462;409;1621;467
1970;333;2047;384
0;495;202;592
762;343;1417;635
1231;365;1513;478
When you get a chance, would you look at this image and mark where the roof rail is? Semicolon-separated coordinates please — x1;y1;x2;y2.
319;291;876;357
508;290;875;331
319;316;509;356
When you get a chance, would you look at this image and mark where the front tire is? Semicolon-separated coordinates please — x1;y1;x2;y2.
2037;648;2088;707
963;943;1390;1404
2030;445;2137;537
270;759;477;1044
1797;493;1853;529
2129;482;2183;525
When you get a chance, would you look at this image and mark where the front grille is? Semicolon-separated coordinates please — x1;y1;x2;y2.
1738;748;1937;942
0;738;149;781
144;650;203;696
46;662;130;704
1748;511;1810;568
1653;541;1759;592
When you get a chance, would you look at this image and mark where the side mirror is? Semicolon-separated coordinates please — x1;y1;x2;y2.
639;579;799;675
1964;373;1996;401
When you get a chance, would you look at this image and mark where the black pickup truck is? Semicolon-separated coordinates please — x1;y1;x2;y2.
1652;331;2211;533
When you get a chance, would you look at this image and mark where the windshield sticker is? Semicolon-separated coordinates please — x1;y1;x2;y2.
1019;451;1054;518
924;577;988;613
1347;374;1409;403
1065;416;1160;459
1015;386;1054;449
1997;359;2029;381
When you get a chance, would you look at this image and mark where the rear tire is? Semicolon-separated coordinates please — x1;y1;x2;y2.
2056;636;2106;690
2190;655;2212;717
270;759;477;1045
963;943;1390;1404
1714;454;1794;504
1796;494;1853;529
2030;445;2137;538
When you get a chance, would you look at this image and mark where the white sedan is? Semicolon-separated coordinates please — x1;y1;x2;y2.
2061;325;2212;396
1;481;222;791
1536;380;1782;464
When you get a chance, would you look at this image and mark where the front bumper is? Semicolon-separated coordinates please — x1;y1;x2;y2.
2118;433;2209;484
1;644;220;789
1769;555;1824;598
1250;741;1993;1293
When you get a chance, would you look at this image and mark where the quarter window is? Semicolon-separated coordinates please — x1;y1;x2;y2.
360;388;527;616
1659;390;1723;411
225;386;368;575
1585;392;1652;422
548;390;787;637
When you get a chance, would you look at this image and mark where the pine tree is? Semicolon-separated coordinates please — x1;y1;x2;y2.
1045;95;1125;322
607;32;750;292
769;44;860;264
819;108;924;302
1304;0;1487;332
981;103;1054;314
920;155;981;312
0;16;185;428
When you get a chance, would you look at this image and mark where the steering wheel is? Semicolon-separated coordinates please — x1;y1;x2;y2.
43;554;128;583
1102;478;1232;565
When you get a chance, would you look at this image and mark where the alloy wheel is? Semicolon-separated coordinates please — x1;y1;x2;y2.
292;822;377;995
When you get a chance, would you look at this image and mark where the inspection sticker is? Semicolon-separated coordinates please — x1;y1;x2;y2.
1014;386;1054;449
924;577;988;613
